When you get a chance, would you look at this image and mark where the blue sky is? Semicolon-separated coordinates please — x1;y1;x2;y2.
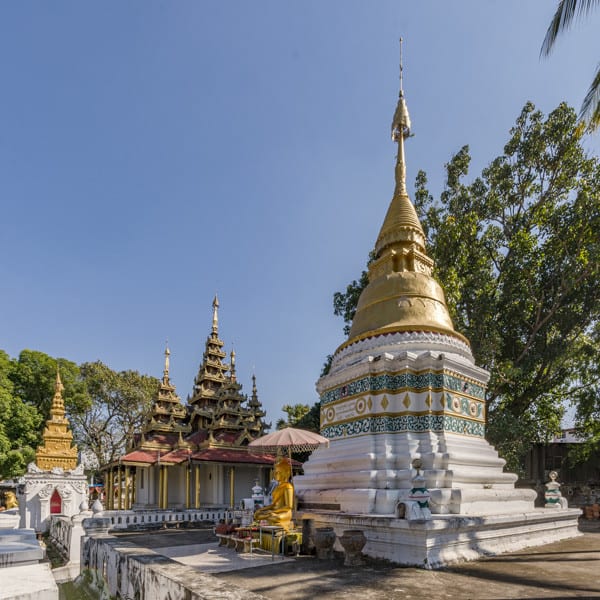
1;1;598;425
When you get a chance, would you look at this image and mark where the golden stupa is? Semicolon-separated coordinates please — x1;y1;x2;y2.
344;42;468;350
35;369;78;471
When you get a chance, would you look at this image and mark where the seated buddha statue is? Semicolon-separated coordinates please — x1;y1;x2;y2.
254;457;294;530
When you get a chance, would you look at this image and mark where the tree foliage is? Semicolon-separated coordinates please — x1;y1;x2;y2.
332;102;600;472
276;403;311;430
70;361;158;470
294;402;321;433
11;350;88;418
0;351;43;479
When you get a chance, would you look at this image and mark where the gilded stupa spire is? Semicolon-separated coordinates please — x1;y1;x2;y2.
35;366;78;471
51;367;66;416
345;40;466;348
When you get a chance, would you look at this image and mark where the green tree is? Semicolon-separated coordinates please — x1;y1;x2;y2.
10;349;88;418
541;0;600;130
0;350;43;479
70;361;158;470
332;102;600;473
294;401;321;434
276;403;310;430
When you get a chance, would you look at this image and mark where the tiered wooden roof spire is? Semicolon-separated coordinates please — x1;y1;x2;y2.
143;345;191;439
190;299;270;446
189;295;229;429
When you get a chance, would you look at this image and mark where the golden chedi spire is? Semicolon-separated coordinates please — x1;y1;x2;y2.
36;367;78;471
346;40;466;348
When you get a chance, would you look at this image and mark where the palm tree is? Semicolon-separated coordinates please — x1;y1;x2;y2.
541;0;600;131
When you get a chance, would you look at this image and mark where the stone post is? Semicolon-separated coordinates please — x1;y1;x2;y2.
80;517;111;569
301;517;315;555
69;500;93;565
194;464;201;509
124;466;130;510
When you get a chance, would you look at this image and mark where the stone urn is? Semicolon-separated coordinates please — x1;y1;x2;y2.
314;526;336;560
301;518;316;555
339;529;366;566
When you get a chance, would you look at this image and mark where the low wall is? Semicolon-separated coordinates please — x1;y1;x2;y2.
101;508;234;530
49;516;71;560
79;533;268;600
49;507;235;581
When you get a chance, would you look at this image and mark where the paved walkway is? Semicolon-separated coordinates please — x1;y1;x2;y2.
116;525;600;599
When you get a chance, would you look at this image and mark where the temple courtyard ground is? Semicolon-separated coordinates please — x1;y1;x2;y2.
113;522;600;599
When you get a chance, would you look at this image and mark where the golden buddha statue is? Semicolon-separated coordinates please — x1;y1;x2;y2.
254;457;294;530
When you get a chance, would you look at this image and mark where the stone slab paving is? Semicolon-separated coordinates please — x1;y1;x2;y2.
156;541;293;573
219;532;600;599
115;527;600;599
1;563;58;600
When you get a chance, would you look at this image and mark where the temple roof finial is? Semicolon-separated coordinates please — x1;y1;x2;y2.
391;37;412;196
399;37;404;95
163;342;171;383
230;349;236;382
212;295;219;335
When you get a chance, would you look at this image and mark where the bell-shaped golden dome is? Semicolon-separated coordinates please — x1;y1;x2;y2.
344;73;468;350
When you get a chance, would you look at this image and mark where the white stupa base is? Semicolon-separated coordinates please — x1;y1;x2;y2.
299;485;537;516
298;508;582;568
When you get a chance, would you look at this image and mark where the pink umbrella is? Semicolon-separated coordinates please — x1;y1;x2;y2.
248;427;329;455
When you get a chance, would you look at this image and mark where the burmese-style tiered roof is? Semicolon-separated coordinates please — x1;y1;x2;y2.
117;297;271;468
204;351;271;446
35;369;79;471
143;346;191;439
344;42;468;350
189;295;229;430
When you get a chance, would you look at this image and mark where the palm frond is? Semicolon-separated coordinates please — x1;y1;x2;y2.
541;0;600;57
580;63;600;131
